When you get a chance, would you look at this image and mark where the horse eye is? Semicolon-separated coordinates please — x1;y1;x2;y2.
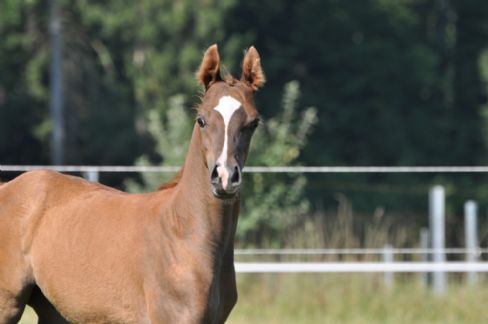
197;116;206;128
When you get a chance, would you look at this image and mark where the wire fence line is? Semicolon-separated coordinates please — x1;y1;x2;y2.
4;165;488;173
3;164;487;276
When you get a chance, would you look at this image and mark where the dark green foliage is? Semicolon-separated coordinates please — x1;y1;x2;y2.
0;0;48;164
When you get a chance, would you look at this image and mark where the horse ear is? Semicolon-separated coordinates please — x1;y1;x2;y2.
241;46;265;91
196;44;221;90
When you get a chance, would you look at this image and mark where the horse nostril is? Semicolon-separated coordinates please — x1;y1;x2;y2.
231;166;241;186
211;165;219;184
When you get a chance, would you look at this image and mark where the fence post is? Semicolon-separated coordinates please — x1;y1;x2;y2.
84;170;99;183
382;244;394;288
420;228;430;287
464;200;478;284
429;185;446;294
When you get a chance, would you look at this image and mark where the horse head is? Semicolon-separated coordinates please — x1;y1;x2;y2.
195;44;265;199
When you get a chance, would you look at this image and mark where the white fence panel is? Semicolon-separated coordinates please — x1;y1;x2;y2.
235;262;488;273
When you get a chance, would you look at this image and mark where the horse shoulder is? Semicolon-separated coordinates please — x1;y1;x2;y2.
1;170;125;254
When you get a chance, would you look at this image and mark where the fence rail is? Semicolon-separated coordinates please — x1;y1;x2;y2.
4;165;488;173
234;262;488;273
2;165;486;289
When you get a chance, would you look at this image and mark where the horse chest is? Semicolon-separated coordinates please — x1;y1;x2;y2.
143;259;223;323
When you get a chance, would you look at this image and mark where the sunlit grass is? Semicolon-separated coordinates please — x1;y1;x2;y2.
19;306;37;324
228;273;488;324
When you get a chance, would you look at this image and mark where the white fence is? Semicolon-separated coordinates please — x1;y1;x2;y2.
234;247;488;255
2;165;487;293
234;262;488;273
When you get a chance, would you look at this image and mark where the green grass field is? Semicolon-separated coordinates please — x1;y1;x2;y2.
19;273;488;323
229;274;488;324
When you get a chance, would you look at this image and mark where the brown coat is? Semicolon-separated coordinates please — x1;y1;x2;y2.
0;44;264;323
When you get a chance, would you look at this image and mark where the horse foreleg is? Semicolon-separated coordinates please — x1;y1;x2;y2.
0;293;23;324
217;269;237;324
28;286;69;324
0;244;33;323
0;285;32;324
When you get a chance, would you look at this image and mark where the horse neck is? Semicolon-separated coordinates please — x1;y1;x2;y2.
172;125;239;255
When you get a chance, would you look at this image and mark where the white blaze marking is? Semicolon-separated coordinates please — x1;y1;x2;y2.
214;96;241;188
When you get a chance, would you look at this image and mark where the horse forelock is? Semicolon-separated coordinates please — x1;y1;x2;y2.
221;71;237;86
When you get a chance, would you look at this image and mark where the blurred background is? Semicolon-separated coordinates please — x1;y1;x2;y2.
3;0;488;322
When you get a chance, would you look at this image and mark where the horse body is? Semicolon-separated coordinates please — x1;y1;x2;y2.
0;44;264;323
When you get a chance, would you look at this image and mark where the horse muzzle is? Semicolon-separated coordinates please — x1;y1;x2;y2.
210;163;241;199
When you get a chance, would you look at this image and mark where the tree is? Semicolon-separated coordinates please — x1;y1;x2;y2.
238;81;317;246
2;0;488;215
0;0;48;165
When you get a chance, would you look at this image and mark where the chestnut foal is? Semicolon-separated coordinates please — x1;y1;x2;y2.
0;44;264;323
